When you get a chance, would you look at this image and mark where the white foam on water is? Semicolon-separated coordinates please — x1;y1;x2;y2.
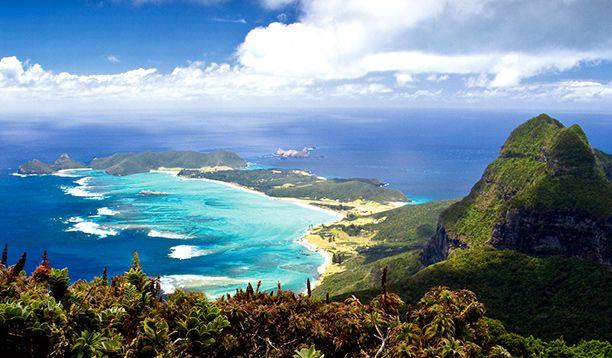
159;274;250;294
147;230;193;240
96;207;118;216
168;245;213;260
64;217;118;238
11;172;47;177
61;185;106;200
74;176;92;186
53;172;80;178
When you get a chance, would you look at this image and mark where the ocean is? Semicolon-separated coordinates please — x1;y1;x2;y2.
1;109;610;296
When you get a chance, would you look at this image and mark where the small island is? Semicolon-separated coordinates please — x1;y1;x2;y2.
274;147;314;158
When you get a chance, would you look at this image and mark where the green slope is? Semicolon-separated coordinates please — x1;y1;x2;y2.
403;249;612;342
440;114;611;248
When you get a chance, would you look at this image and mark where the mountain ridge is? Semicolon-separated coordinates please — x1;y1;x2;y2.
422;113;611;266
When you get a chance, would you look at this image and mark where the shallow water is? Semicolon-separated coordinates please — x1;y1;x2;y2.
3;169;340;297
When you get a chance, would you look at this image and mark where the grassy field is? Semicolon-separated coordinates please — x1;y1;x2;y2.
312;199;456;298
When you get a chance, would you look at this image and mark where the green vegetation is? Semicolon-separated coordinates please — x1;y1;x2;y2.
91;150;246;176
1;250;609;357
180;168;408;204
595;148;612;180
402;249;612;342
314;200;455;299
18;154;85;175
18;159;55;174
369;199;457;243
267;179;406;203
440;114;612;247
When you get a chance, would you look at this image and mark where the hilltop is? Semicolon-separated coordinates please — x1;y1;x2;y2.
422;113;611;266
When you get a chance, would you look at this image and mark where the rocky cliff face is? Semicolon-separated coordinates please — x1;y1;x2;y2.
490;210;612;265
420;222;467;266
420;114;612;267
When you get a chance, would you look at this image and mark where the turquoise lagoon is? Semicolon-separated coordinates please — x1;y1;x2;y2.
21;170;341;297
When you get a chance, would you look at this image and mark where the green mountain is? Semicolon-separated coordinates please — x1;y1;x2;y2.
18;154;85;174
316;114;612;342
422;114;611;265
90;150;246;176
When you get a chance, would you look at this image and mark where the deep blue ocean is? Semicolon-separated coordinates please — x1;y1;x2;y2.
1;109;610;295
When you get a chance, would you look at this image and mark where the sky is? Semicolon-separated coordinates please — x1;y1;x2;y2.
1;0;612;112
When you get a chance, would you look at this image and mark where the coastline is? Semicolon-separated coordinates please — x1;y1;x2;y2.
152;169;347;286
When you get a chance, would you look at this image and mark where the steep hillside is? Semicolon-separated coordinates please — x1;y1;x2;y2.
405;249;612;342
422;114;612;266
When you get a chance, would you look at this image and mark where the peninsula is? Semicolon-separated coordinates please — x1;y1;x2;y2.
178;168;409;213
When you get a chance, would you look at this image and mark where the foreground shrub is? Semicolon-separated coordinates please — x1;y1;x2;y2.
0;249;609;357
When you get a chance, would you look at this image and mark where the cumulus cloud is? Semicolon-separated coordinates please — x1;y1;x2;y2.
237;0;612;87
2;0;612;110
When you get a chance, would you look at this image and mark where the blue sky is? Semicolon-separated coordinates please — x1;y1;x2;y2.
1;0;612;111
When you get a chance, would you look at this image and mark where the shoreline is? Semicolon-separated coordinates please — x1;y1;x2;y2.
152;169;346;286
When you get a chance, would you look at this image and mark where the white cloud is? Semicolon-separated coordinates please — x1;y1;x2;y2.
426;74;449;82
395;73;414;86
458;80;612;103
401;89;442;99
237;0;612;87
107;55;120;63
333;83;392;96
211;17;247;24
